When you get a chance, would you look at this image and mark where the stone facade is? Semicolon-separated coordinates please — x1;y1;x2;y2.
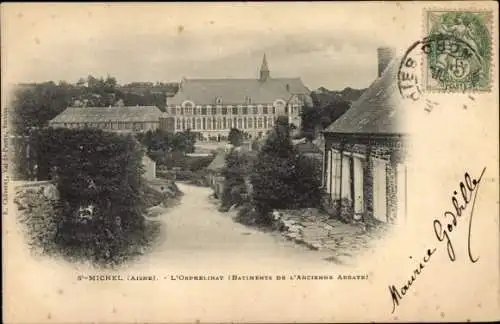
323;135;407;224
160;104;296;141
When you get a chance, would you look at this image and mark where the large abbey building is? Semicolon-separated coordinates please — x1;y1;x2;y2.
160;55;311;141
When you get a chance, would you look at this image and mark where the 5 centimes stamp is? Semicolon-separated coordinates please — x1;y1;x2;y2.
423;9;493;92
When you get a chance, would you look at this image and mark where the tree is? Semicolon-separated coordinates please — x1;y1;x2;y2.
301;88;361;139
250;116;322;224
136;129;196;163
228;128;244;147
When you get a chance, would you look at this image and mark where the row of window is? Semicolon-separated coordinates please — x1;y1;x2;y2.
169;105;300;116
56;121;147;131
197;96;253;106
173;116;275;131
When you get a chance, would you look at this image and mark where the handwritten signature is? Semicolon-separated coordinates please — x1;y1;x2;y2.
389;167;487;313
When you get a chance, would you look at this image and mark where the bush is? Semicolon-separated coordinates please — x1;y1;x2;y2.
33;127;149;266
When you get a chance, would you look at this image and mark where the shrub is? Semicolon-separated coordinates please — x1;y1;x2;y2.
250;117;323;225
220;148;254;209
33;127;149;266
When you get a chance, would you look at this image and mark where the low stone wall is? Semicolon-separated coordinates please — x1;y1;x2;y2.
13;181;60;254
273;208;389;264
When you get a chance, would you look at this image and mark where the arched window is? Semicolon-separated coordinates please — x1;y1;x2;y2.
215;97;223;105
182;100;195;115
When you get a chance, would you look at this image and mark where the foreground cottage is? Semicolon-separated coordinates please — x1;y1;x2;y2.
322;47;407;224
206;149;230;198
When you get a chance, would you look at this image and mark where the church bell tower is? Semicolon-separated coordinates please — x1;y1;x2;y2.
259;54;270;82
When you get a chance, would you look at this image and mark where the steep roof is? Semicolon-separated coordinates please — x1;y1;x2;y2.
323;57;405;135
168;77;310;106
49;106;163;124
260;54;269;72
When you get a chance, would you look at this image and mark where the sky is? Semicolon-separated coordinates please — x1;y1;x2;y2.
2;3;420;91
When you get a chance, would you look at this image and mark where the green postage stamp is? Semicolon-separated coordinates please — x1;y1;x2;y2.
423;9;493;92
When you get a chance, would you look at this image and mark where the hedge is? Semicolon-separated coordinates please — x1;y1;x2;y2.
33;127;149;266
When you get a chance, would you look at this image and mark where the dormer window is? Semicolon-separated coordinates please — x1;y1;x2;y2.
244;96;252;104
273;99;286;108
215;97;223;105
182;100;195;115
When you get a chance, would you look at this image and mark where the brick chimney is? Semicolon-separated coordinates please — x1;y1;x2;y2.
377;47;396;78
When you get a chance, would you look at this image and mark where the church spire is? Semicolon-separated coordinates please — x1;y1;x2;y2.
259;54;270;81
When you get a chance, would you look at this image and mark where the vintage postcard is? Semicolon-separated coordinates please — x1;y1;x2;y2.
2;2;499;323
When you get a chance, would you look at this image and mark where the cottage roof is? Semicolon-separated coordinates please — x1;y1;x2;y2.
168;78;310;106
49;106;163;124
294;141;322;155
323;57;405;135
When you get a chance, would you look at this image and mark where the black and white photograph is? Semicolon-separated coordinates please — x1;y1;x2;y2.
2;2;499;323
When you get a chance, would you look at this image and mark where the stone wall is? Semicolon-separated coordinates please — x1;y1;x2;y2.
13;181;60;254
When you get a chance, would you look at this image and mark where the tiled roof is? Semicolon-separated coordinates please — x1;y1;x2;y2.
168;78;310;106
323;57;405;135
49;106;163;124
295;141;322;155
